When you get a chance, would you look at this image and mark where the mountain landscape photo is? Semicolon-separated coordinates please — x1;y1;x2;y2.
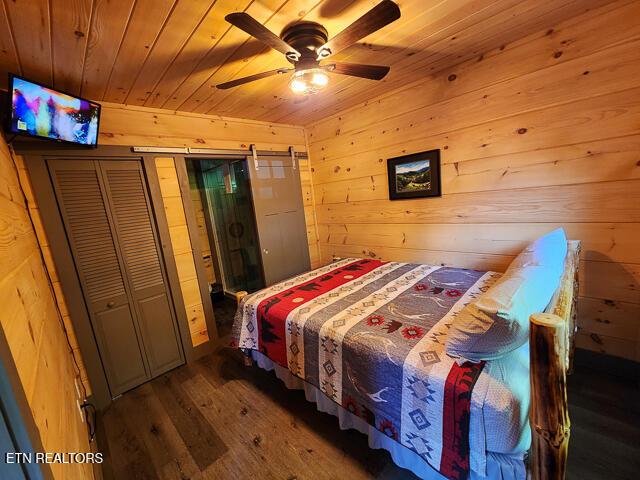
395;159;431;192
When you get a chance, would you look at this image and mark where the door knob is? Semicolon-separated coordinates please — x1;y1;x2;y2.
263;249;269;254
107;301;115;308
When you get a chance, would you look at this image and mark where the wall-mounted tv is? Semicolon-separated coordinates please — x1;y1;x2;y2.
7;74;100;146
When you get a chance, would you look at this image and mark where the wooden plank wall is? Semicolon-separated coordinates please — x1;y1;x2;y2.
17;102;313;358
96;102;317;269
14;153;93;394
305;0;640;362
156;156;211;347
0;136;93;479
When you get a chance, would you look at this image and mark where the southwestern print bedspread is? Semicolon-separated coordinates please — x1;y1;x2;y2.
232;258;502;480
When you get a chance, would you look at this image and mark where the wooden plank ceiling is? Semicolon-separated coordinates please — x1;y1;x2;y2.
0;0;612;125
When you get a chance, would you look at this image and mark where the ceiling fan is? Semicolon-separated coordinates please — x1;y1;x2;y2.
216;0;401;95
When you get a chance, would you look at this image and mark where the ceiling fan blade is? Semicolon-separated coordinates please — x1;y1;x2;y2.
216;68;293;90
316;1;400;60
324;62;390;80
225;13;301;61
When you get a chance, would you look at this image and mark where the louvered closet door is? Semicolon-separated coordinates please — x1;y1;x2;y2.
99;161;184;377
48;159;184;397
48;159;149;395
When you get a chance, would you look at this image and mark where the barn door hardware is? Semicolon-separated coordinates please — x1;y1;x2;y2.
250;144;259;171
131;146;188;154
289;146;296;170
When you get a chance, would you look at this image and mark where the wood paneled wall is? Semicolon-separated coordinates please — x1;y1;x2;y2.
98;103;314;346
96;102;317;269
0;135;93;478
305;0;640;362
14;153;93;394
156;156;212;347
18;102;314;365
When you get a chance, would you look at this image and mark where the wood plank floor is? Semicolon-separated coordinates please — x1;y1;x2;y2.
98;299;640;480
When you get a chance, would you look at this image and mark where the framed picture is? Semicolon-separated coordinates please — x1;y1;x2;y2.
387;149;441;200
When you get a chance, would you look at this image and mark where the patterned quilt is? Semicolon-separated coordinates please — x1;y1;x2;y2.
232;258;502;480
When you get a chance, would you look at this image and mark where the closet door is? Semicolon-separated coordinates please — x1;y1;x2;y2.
48;159;148;395
48;159;184;397
249;155;310;285
99;161;184;377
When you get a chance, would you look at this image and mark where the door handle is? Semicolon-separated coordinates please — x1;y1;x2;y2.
263;249;269;255
106;301;115;308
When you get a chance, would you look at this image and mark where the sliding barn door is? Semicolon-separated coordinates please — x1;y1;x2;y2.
248;154;310;285
48;159;183;396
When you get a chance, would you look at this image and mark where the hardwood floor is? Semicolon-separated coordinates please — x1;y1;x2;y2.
98;299;640;480
566;361;640;480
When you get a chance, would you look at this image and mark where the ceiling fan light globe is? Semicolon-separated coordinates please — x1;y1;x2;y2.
289;78;308;94
311;71;329;87
289;68;329;95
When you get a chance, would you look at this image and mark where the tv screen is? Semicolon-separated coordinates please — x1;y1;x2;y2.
8;75;100;146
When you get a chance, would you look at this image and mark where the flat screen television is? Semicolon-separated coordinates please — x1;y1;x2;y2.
7;74;100;146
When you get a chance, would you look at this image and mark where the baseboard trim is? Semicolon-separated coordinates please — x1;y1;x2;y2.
191;340;215;360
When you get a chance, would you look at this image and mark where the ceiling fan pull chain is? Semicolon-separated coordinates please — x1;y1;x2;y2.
250;144;259;171
289;146;296;170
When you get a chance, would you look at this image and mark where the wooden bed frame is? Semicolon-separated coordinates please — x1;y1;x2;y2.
235;240;581;480
529;240;580;480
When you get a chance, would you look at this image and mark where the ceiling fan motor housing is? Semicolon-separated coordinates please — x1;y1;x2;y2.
281;21;329;63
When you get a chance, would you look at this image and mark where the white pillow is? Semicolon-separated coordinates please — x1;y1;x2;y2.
509;228;568;271
446;229;568;361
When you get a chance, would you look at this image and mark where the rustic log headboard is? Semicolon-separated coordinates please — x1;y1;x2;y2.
529;240;581;480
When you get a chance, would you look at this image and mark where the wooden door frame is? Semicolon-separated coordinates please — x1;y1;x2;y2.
18;144;209;409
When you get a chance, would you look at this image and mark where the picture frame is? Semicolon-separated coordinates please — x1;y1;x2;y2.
387;149;441;200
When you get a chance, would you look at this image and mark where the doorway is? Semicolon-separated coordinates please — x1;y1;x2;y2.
186;158;264;298
185;157;263;337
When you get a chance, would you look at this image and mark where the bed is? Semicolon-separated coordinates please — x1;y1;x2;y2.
231;239;579;480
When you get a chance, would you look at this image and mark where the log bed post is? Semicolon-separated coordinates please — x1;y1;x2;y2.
236;291;253;366
530;313;570;479
530;240;580;480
